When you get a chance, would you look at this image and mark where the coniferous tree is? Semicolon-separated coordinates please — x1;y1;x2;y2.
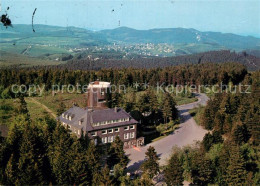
231;121;249;145
203;131;223;151
18;95;30;121
17;123;51;185
217;141;231;185
225;145;247;185
214;111;224;133
56;101;66;116
99;164;113;186
147;88;159;113
203;133;214;151
139;172;154;186
164;152;184;185
107;136;129;169
86;140;101;183
191;151;214;185
162;93;177;123
48;124;75;185
111;91;122;108
148;88;160;123
0;124;23;184
138;92;150;114
69;140;91;185
5;154;18;185
78;131;90;150
202;106;214;130
141;146;160;179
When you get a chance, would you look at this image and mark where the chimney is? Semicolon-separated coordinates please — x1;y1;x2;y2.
114;107;118;112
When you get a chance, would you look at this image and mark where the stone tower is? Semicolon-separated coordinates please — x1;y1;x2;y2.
86;81;111;108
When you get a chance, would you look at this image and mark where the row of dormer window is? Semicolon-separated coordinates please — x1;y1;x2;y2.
62;113;75;121
92;118;130;127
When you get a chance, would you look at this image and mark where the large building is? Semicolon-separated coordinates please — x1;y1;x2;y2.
58;81;144;148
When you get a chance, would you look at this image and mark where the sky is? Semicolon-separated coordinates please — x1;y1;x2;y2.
1;0;260;37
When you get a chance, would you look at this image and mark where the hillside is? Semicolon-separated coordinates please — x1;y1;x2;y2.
61;50;260;71
99;27;260;50
1;24;260;62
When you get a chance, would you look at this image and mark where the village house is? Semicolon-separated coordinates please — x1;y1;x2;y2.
58;81;144;148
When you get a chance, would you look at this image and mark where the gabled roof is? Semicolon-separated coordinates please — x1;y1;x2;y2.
58;106;137;132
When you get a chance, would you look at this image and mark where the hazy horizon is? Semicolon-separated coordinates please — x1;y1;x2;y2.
5;23;260;39
1;0;260;37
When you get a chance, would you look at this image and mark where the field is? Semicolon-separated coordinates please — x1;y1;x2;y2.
0;51;65;68
0;93;86;127
33;92;86;116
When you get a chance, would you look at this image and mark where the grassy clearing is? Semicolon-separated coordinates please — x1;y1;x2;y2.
0;93;86;126
33;92;86;115
189;106;205;125
25;98;51;120
0;98;53;126
174;96;198;105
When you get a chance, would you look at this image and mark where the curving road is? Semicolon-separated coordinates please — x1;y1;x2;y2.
125;93;209;172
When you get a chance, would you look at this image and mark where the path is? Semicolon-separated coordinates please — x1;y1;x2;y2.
125;93;209;172
27;97;57;119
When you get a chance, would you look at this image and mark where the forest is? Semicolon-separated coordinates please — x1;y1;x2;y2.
164;71;259;185
0;62;248;97
0;61;259;185
61;50;260;71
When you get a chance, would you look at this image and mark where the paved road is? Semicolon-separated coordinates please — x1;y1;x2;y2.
125;93;209;172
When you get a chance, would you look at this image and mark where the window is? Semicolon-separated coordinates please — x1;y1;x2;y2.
124;133;129;139
130;125;135;129
102;130;107;135
91;132;97;136
130;132;135;138
102;137;107;144
108;136;113;143
93;122;100;127
108;129;113;133
115;128;119;132
101;91;105;95
124;126;129;131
